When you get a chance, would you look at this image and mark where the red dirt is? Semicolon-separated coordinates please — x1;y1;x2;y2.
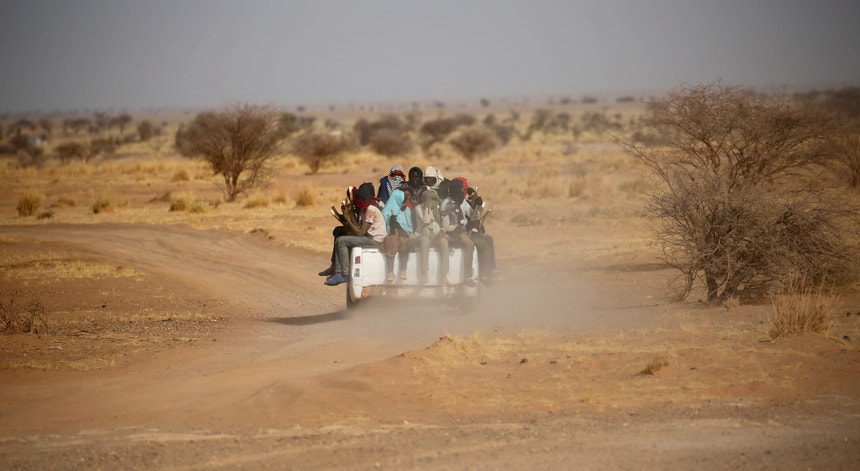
1;223;858;470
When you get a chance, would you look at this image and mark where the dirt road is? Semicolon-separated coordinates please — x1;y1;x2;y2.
1;224;858;470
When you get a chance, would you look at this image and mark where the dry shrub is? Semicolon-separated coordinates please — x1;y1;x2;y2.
638;356;668;375
17;189;45;216
447;124;500;161
243;194;270;209
36;210;55;220
91;194;116;213
296;188;315;207
0;297;48;334
368;128;413;157
169;193;206;213
768;278;839;339
274;192;290;205
183;103;283;201
172;169;190;182
291;131;356;174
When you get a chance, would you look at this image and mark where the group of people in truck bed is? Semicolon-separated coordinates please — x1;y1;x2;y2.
319;164;499;287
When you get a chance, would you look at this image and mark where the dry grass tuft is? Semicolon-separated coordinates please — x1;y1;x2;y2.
0;297;48;334
638;356;668;375
768;278;839;339
169;193;206;213
296;188;315;207
171;169;190;182
273;191;290;205
17;189;45;217
91;194;117;214
243;194;270;209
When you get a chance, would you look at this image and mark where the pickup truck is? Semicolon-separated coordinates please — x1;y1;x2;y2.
346;246;480;311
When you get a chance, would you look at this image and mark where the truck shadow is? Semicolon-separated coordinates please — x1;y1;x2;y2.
267;310;350;326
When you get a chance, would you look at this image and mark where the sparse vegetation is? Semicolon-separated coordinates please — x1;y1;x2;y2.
181;103;284;201
169;193;206;213
243;194;270;209
447;124;499;161
768;277;838;339
0;296;48;334
290;131;355;174
17;189;45;217
625;81;860;302
91;194;117;214
295;188;315;207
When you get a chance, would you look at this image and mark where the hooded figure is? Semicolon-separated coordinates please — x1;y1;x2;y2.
380;188;417;282
423;166;444;191
414;185;449;284
378;164;405;204
381;189;413;235
404;166;424;209
353;182;375;212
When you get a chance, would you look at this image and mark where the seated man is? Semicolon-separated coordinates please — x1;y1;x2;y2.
380;188;420;283
464;185;500;285
414;186;449;285
324;183;387;286
439;179;476;286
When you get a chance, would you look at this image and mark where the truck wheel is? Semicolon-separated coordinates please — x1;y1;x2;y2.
346;288;362;311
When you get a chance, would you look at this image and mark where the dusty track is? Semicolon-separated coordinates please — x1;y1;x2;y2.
1;223;859;470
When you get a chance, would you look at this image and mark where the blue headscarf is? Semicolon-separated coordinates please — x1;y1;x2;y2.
381;189;413;234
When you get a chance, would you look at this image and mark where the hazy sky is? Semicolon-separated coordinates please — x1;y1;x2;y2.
1;0;859;113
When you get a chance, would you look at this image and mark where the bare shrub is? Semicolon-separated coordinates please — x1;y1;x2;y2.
355;115;413;157
137;120;157;141
55;141;88;163
447;124;499;161
418;114;475;150
291;131;355;174
0;297;48;334
819;87;860;188
768;277;838;339
528;109;571;135
17;189;45;216
0;143;16;155
624;81;860;303
279;112;315;137
368;128;413;157
182;103;284;201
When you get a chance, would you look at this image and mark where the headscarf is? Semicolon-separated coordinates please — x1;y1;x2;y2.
424;166;443;190
408;166;423;189
353;182;375;212
380;189;413;234
385;164;405;199
421;188;441;224
449;178;465;204
404;166;424;209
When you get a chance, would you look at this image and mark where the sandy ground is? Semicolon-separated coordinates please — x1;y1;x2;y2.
1;220;859;470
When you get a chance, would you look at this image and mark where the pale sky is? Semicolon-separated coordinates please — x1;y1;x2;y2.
1;0;859;114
